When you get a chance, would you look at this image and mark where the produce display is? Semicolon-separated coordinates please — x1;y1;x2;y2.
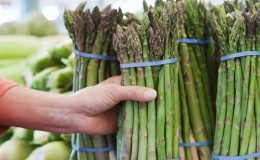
0;35;71;84
0;0;260;160
0;39;74;160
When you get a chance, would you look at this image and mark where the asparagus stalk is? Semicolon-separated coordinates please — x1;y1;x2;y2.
248;114;256;160
255;80;260;154
240;56;256;155
162;13;173;159
106;135;116;160
189;131;200;160
167;2;180;158
179;136;185;160
79;10;95;89
114;25;133;160
86;9;117;86
257;20;260;128
127;25;139;160
130;24;148;160
229;58;242;156
179;64;192;160
77;133;87;159
148;9;167;158
148;10;164;89
156;68;166;160
139;14;157;160
209;5;229;155
240;0;257;142
221;11;240;156
256;10;260;158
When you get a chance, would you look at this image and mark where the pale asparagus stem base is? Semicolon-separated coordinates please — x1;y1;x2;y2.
106;135;116;160
190;131;199;160
179;136;186;160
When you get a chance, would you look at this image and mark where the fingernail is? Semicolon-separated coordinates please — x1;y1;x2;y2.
144;89;157;99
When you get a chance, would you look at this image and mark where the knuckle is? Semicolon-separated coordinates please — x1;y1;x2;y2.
106;84;120;102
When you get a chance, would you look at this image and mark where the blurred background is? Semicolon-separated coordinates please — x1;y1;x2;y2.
0;0;225;36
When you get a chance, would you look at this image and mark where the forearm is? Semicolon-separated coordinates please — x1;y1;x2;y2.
0;86;74;133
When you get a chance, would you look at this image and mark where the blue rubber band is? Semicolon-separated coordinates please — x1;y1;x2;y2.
178;38;211;45
72;143;115;153
212;152;260;160
74;49;117;61
220;51;260;61
120;58;178;69
179;141;214;147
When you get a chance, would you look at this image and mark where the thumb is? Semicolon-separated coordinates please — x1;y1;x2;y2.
113;85;157;102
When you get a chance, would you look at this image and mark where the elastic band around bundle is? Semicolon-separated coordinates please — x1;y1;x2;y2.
212;152;260;160
120;57;178;69
178;38;211;45
220;51;260;62
72;143;115;153
74;49;117;61
179;141;214;147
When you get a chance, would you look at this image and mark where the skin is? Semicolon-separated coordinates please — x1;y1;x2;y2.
0;76;157;135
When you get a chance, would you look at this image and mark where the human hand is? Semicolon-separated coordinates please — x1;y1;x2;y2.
69;76;157;135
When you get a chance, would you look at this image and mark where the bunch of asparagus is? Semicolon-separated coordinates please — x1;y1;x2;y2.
177;0;214;159
64;3;121;160
210;0;260;157
113;1;180;159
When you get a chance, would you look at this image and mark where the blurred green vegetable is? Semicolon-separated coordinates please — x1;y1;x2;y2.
26;141;72;160
47;66;73;92
32;131;61;145
0;140;35;160
0;128;13;145
25;11;58;37
11;128;33;141
31;66;62;90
